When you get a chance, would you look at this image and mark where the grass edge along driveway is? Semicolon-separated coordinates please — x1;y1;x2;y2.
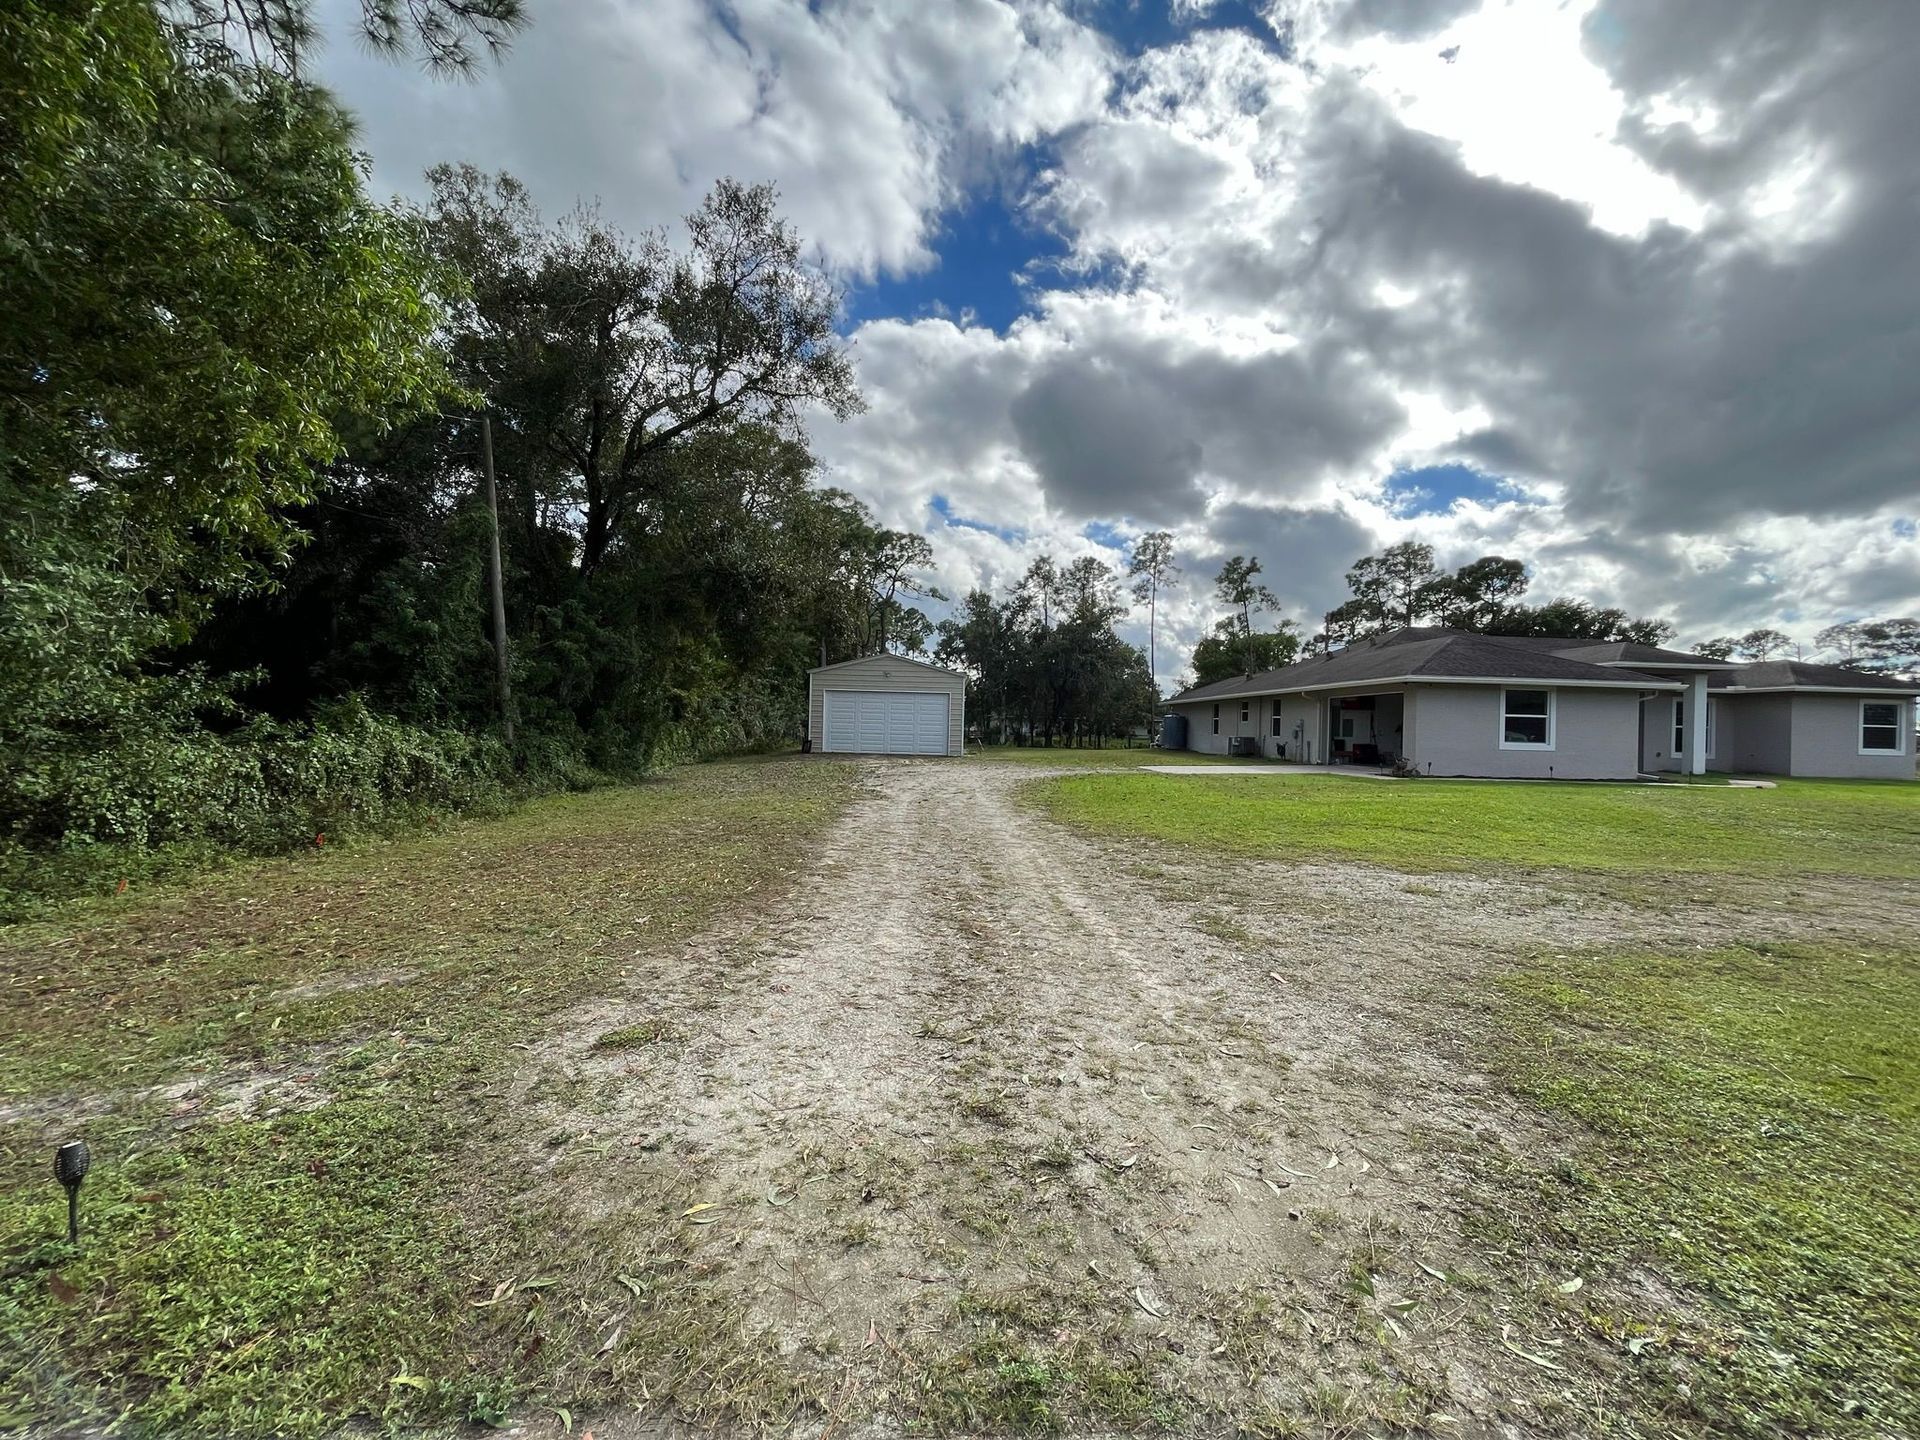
1467;940;1920;1440
0;757;856;1438
1034;766;1920;1438
1028;771;1920;881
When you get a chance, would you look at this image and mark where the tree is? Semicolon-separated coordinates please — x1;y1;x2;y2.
1190;621;1302;686
1;0;454;852
1431;555;1529;630
1323;545;1672;647
1062;556;1125;628
1345;541;1444;630
1492;600;1674;645
1817;618;1918;674
421;165;861;578
1737;627;1793;660
173;0;527;75
1815;622;1866;661
1854;618;1920;675
937;568;1156;747
1694;636;1739;660
1617;617;1679;646
1214;556;1283;675
1018;555;1064;630
1126;531;1179;693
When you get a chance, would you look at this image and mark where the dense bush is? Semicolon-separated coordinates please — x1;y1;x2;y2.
0;699;517;917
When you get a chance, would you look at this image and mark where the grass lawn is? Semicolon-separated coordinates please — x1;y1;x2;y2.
1033;765;1920;1436
0;758;855;1437
1031;772;1920;879
1474;941;1919;1438
968;743;1228;766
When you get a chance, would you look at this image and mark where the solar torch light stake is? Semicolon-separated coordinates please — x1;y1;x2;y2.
54;1140;90;1245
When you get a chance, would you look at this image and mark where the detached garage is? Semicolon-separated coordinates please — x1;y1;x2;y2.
808;655;966;757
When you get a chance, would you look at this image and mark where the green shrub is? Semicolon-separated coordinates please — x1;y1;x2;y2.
0;696;516;917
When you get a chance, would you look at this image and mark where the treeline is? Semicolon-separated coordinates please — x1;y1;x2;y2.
936;558;1157;745
1695;620;1919;671
1182;541;1675;686
1319;542;1673;648
0;1;929;902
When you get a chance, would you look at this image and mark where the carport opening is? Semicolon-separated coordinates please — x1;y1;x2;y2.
1328;692;1404;767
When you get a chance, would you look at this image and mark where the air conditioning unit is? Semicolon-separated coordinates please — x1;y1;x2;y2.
1227;736;1260;758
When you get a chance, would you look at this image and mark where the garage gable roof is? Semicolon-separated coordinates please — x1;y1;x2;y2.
808;652;965;680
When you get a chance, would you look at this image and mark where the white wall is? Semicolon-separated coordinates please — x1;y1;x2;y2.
808;655;966;756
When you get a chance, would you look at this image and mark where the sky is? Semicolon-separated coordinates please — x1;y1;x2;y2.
314;0;1920;686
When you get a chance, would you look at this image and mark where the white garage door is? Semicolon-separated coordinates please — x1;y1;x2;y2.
822;690;949;755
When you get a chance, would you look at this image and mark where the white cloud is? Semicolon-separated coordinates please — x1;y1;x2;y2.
317;0;1114;279
318;0;1920;673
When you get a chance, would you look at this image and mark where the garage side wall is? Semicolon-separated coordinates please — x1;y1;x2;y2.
808;655;967;756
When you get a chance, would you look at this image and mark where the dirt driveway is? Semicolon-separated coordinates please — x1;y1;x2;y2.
535;759;1716;1436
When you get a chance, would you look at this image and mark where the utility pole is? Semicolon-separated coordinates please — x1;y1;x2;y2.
480;411;515;748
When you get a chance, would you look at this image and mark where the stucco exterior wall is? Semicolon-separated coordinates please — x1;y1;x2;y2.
1641;693;1729;773
806;654;966;756
1170;699;1228;754
1277;694;1321;762
1405;684;1645;779
1724;694;1793;774
1175;695;1299;755
1787;694;1914;779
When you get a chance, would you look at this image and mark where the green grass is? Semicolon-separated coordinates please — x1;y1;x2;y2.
1030;772;1920;878
1477;942;1920;1438
0;756;855;1437
968;743;1231;766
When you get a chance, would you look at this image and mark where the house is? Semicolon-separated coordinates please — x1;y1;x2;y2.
1164;628;1917;780
806;654;967;756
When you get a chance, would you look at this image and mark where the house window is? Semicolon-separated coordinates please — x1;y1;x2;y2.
1271;712;1283;737
1861;701;1903;754
1211;703;1220;736
1500;689;1554;749
1240;700;1250;724
1673;699;1717;757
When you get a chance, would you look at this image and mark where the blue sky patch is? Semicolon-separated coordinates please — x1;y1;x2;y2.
929;493;1025;543
1096;0;1289;59
1082;520;1133;553
845;171;1070;334
1382;464;1527;517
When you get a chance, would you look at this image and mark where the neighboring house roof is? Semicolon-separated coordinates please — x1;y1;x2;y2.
807;653;966;679
1708;660;1920;695
1168;628;1680;703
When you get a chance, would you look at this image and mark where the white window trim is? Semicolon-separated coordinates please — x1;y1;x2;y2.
1859;699;1905;755
1239;700;1250;724
1673;698;1717;759
1211;702;1220;736
1499;688;1557;751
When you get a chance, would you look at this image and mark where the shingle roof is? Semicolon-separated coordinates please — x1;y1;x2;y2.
1558;641;1741;667
1711;660;1920;693
1169;628;1675;702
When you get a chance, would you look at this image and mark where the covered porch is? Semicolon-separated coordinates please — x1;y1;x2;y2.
1322;689;1407;767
